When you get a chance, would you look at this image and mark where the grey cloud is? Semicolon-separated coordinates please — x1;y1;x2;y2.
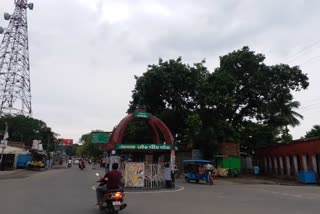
92;0;314;64
0;0;319;140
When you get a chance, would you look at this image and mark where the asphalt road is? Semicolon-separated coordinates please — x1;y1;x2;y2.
1;166;320;214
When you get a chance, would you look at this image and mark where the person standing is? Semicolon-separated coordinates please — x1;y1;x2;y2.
105;156;110;171
92;159;97;169
46;156;50;169
164;162;172;188
49;154;53;168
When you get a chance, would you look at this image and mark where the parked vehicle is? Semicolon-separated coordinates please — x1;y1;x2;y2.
183;160;215;185
73;158;80;165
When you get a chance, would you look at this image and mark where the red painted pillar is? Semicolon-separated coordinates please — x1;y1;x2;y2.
272;156;277;174
309;153;314;172
282;156;286;176
269;156;274;175
263;157;268;174
283;156;287;176
268;156;272;174
274;156;278;175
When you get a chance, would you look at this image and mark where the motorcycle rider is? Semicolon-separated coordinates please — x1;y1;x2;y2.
96;162;125;207
204;162;216;184
67;158;72;167
79;158;85;169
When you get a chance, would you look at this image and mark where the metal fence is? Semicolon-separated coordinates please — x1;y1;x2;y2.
144;163;166;189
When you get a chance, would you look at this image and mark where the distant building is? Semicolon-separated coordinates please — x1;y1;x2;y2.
255;137;320;178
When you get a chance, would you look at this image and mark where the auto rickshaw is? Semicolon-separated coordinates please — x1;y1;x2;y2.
183;160;215;185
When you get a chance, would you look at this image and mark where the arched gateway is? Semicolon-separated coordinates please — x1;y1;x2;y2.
100;110;176;189
101;110;174;151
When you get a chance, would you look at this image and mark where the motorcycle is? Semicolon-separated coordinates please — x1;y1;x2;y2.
95;173;127;214
67;163;72;168
79;162;85;170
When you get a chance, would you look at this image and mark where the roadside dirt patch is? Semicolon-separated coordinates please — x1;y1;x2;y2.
219;176;303;186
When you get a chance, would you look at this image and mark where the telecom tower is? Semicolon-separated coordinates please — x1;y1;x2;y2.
0;0;34;115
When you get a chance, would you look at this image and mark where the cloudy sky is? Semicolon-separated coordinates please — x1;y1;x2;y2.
1;0;320;142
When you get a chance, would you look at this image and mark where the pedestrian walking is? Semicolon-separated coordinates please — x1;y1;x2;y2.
92;159;97;169
46;157;50;169
105;156;110;171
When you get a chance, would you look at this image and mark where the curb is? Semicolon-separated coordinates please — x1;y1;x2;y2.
91;185;185;194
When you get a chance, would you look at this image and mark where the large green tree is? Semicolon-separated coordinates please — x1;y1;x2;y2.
0;115;58;151
128;47;309;157
201;47;307;129
128;57;209;143
65;144;80;156
199;47;308;153
78;132;103;158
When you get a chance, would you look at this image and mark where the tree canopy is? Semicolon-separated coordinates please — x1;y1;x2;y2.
128;47;309;158
64;144;80;157
305;125;320;138
77;132;103;158
122;120;154;145
0;115;58;151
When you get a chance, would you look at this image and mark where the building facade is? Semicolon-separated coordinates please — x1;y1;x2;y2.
255;137;320;178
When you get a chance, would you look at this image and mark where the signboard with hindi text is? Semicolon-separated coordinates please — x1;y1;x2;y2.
134;112;150;119
116;144;178;150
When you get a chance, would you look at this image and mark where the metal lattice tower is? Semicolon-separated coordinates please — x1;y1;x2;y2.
0;0;34;115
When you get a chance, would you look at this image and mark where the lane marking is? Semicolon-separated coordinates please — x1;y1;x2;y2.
91;185;185;194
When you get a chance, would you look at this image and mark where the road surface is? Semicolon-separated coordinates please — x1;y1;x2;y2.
0;167;320;214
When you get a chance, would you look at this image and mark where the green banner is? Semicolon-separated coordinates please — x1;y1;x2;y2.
92;132;110;144
116;144;178;150
134;112;150;119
